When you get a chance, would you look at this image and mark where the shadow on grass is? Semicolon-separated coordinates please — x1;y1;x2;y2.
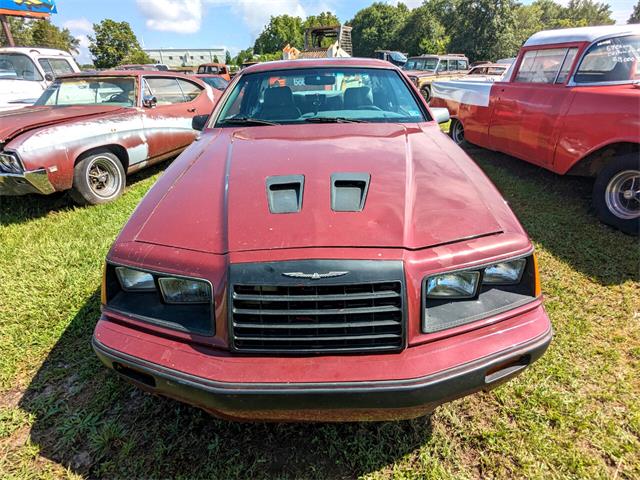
19;290;433;479
0;162;168;227
465;145;639;286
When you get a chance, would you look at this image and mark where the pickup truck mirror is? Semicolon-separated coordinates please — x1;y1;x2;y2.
142;95;157;108
192;114;209;131
430;107;450;125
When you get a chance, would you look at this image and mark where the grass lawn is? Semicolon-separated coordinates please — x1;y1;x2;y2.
1;143;638;479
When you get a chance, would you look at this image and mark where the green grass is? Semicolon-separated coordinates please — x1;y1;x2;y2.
1;149;639;479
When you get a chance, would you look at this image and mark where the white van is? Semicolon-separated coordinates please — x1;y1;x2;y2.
0;47;81;111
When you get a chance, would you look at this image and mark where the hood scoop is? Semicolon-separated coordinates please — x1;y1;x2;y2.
331;173;370;212
266;175;304;213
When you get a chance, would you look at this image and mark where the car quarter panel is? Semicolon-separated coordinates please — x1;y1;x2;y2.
6;110;147;191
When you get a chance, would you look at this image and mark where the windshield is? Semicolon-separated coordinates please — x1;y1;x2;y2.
575;35;640;84
35;77;137;106
403;58;438;71
216;67;426;126
0;53;43;81
202;76;228;90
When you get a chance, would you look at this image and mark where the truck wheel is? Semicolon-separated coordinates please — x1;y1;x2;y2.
449;119;465;145
592;153;639;235
421;86;431;103
69;151;126;205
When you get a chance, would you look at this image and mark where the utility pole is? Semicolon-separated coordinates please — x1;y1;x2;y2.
0;14;15;47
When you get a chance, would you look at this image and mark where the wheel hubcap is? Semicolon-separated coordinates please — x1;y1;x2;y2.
87;157;120;198
452;121;464;144
605;169;640;220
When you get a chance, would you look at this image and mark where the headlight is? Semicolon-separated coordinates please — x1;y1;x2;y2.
0;152;23;174
115;266;156;291
483;258;526;285
158;277;211;304
426;271;480;299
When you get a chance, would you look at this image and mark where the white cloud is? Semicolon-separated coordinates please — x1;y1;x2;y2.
136;0;203;33
63;18;93;34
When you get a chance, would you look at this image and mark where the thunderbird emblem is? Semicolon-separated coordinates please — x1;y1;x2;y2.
282;271;349;280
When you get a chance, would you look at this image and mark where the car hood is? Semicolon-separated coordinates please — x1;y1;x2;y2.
0;105;126;143
132;123;510;254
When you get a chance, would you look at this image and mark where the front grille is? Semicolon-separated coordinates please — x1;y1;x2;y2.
229;261;405;354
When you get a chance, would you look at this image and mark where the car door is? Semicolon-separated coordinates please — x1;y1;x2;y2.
488;46;579;167
141;76;207;158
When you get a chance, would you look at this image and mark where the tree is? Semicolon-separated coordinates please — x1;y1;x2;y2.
399;4;448;55
89;19;146;68
303;11;340;30
560;0;614;27
121;49;154;65
254;15;303;55
213;55;219;63
1;17;79;53
630;1;640;23
225;50;232;65
233;47;255;67
348;2;410;57
447;0;520;63
30;20;79;53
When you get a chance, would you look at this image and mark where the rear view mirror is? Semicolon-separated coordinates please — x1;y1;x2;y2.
44;73;54;82
142;95;157;108
430;107;450;124
192;114;209;131
304;75;335;86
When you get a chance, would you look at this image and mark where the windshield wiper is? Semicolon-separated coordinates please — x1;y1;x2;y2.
221;117;279;126
304;117;367;123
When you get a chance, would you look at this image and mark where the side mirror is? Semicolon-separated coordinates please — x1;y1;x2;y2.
192;114;209;131
44;73;54;82
430;107;450;125
142;95;157;108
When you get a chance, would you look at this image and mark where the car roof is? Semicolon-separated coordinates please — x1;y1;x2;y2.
471;63;506;69
407;54;467;59
0;47;74;57
241;57;397;74
54;70;206;83
524;24;640;47
199;63;227;67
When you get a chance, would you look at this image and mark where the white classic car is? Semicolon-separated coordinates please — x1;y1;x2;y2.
0;47;80;111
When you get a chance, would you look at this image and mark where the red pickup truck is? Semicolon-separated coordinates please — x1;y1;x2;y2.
431;25;640;234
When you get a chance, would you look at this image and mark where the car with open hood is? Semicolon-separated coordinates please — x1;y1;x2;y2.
0;70;216;204
92;58;552;422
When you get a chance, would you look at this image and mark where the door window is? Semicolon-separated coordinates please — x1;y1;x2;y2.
39;58;74;76
515;48;568;84
555;48;578;84
574;35;640;83
457;60;468;70
437;60;448;72
145;77;185;104
177;78;203;101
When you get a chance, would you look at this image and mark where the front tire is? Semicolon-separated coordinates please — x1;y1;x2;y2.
592;153;640;235
69;151;126;205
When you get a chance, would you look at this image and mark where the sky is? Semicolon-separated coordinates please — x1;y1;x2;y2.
48;0;638;64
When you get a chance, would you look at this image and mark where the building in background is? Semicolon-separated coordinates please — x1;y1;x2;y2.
143;48;226;71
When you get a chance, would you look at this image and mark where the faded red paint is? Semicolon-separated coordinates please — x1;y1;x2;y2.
430;40;640;175
1;71;216;193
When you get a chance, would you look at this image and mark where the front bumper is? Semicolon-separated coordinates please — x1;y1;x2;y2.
0;169;56;195
93;304;552;422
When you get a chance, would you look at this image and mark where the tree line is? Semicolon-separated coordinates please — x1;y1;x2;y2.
1;0;639;67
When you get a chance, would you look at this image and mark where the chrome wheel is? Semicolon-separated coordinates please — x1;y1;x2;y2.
421;87;431;102
86;156;121;199
605;169;640;220
451;120;465;145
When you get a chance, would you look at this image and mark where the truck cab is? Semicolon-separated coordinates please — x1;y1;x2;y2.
431;25;640;234
0;47;80;111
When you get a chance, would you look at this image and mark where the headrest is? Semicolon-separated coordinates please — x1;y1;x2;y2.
344;86;373;108
263;86;294;106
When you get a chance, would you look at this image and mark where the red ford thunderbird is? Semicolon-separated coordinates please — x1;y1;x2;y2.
0;71;216;204
93;58;552;422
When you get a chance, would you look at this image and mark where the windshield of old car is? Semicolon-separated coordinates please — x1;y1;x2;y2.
575;35;640;83
0;53;43;81
403;58;438;71
35;77;137;106
201;76;228;90
216;67;427;126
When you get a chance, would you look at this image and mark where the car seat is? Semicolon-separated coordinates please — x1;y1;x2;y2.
344;86;374;109
258;86;301;120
